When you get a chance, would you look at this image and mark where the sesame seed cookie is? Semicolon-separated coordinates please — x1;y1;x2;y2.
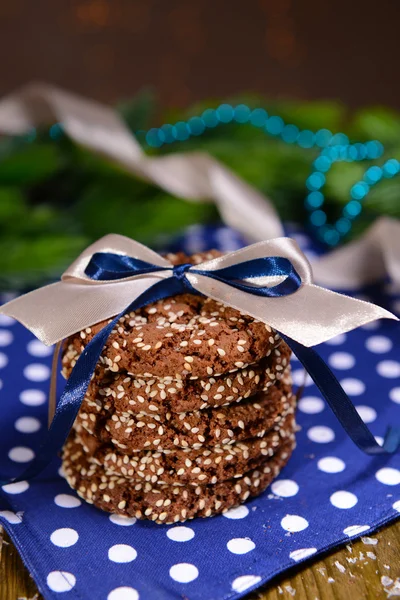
75;378;293;452
62;435;296;524
70;342;291;417
63;251;282;380
73;409;296;486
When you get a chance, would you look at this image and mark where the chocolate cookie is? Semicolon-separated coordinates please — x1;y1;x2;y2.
73;343;291;417
62;250;281;380
73;410;296;486
75;378;293;452
62;436;296;524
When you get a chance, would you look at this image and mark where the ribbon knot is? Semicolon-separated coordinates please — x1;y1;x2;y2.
172;263;194;290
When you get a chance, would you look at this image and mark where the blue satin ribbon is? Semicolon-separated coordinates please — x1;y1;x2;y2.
1;253;398;486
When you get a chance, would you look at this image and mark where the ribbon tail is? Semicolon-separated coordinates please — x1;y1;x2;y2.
0;277;185;486
282;334;400;455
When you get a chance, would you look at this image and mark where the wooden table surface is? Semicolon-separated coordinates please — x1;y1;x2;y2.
1;520;399;600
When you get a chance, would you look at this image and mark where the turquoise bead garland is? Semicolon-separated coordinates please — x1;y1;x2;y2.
18;102;398;247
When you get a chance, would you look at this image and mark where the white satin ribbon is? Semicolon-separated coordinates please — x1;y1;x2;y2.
0;83;399;289
0;234;396;348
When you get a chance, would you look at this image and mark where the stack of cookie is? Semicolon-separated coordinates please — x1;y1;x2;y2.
61;251;296;524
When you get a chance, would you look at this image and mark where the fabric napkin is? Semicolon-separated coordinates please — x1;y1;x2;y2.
0;224;399;600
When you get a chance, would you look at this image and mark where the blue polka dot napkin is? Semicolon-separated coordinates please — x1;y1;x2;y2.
0;225;399;600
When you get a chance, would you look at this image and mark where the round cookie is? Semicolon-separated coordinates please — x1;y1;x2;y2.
75;378;293;452
73;343;291;417
62;436;296;524
62;251;282;380
73;410;296;486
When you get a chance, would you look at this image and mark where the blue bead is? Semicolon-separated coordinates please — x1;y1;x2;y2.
234;104;251;123
364;165;382;184
297;130;315;148
313;156;332;172
365;140;384;159
353;142;367;160
383;158;400;178
174;121;190;141
310;209;327;226
265;116;284;135
49;123;63;140
281;124;299;143
188;117;205;136
306;191;324;208
323;228;341;246
335;218;352;234
146;128;163;147
216;104;234;123
331;133;349;146
306;172;326;191
250;108;268;127
350;182;369;200
160;124;177;144
202;109;219;128
346;145;358;161
315;129;332;148
344;200;362;218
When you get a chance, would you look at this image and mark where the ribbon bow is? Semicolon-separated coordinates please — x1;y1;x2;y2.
0;234;399;485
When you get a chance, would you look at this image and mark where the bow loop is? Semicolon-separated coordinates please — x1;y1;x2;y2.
85;252;163;281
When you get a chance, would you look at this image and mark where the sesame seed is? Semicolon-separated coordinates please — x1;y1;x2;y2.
217;348;226;357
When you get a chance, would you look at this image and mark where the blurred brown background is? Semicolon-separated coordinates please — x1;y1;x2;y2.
0;0;399;109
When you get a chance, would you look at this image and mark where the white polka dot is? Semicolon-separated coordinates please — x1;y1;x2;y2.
375;436;384;446
222;505;249;519
108;588;139;600
54;494;81;508
271;479;299;497
2;481;29;494
366;335;393;354
298;396;324;414
47;571;76;593
27;339;54;357
355;405;377;424
0;330;13;346
167;526;195;542
340;378;365;396
109;514;137;526
389;387;400;404
227;537;256;554
330;491;358;509
19;389;46;406
108;544;137;563
375;467;400;486
377;360;400;378
0;379;2;390
393;500;400;512
0;353;8;368
307;426;335;443
231;575;262;593
169;563;199;583
343;525;370;537
0;511;22;524
329;352;355;370
292;370;313;387
289;548;317;562
280;514;309;532
50;528;79;548
318;457;346;473
8;446;34;463
15;416;41;433
0;315;15;326
23;363;51;382
58;466;66;479
361;320;380;331
325;333;347;346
